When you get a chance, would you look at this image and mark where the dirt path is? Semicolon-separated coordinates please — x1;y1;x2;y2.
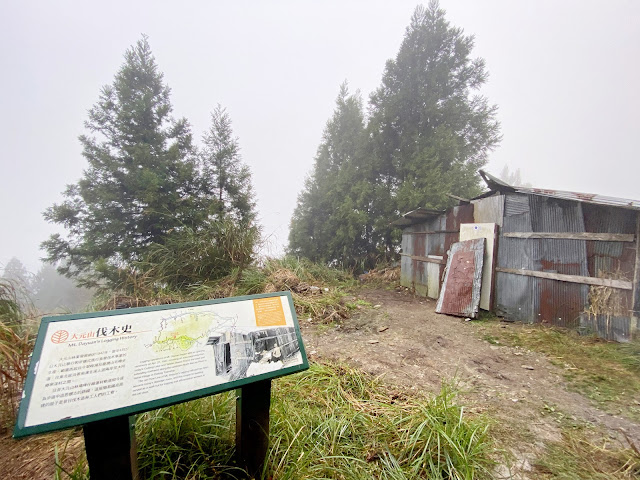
301;287;640;477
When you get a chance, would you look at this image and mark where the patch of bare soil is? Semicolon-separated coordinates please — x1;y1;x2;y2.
301;287;640;478
0;426;85;479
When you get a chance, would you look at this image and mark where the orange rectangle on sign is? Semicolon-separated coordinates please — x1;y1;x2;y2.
253;297;286;327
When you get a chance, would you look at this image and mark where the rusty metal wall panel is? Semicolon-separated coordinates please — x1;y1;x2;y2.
496;194;590;326
445;204;475;230
436;238;485;318
504;193;530;217
400;216;448;295
583;203;636;279
495;195;536;321
444;204;473;260
581;204;636;336
472;195;504;226
537;279;587;328
580;314;631;342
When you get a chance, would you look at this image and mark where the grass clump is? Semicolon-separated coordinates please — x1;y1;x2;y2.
475;320;640;421
136;392;241;479
128;362;495;479
0;279;24;326
102;256;358;324
533;426;640;479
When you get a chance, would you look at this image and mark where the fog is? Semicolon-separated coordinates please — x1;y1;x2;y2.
1;0;639;273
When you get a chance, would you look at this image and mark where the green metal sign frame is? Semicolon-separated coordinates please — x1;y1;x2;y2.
14;291;308;438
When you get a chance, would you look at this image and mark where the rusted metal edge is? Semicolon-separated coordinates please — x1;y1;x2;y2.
446;193;470;204
400;253;445;265
496;267;633;290
503;232;635;242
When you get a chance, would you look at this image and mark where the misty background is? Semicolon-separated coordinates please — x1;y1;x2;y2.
2;0;639;277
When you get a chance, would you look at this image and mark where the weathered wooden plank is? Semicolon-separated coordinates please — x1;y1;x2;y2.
502;232;635;242
496;267;633;290
400;253;445;265
404;230;460;235
631;213;640;322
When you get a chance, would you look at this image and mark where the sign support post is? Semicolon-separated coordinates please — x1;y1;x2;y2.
236;379;272;478
83;415;138;480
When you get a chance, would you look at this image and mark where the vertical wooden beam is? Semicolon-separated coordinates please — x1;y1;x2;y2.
83;415;138;480
632;212;640;337
488;223;499;312
236;379;272;479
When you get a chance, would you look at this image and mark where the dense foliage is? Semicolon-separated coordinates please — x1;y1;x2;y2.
201;105;256;225
42;37;258;288
289;1;501;270
288;83;370;269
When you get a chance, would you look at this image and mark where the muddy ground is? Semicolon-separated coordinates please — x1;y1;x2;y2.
2;286;639;478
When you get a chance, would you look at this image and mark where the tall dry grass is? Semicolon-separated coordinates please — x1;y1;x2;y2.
0;279;35;427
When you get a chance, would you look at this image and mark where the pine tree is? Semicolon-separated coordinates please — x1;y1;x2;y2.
368;1;501;255
1;257;33;309
201;105;257;225
288;83;370;269
31;264;95;313
42;36;207;287
1;257;31;289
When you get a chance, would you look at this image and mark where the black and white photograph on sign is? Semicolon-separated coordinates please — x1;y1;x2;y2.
207;326;301;380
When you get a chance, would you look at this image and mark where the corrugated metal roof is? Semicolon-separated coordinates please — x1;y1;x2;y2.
478;169;640;211
391;208;445;227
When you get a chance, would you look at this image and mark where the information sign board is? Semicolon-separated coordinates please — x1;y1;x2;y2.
14;291;308;438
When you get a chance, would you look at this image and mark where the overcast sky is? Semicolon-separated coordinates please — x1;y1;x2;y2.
1;0;639;273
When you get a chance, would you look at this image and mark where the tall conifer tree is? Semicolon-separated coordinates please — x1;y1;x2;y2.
289;83;369;269
201;105;256;225
368;1;501;254
42;36;207;287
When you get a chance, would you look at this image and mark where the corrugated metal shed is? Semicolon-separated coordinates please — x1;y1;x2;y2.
394;170;640;341
478;170;640;340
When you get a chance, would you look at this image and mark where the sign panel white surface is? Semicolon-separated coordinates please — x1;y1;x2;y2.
15;293;307;437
